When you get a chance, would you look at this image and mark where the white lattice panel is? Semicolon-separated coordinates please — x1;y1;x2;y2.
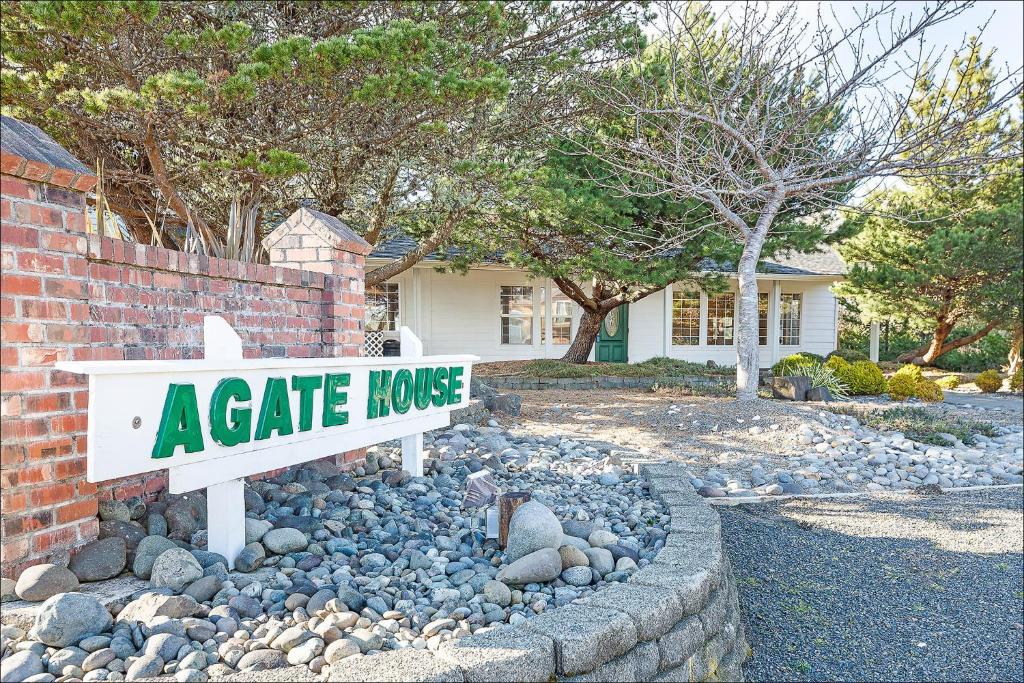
365;331;384;357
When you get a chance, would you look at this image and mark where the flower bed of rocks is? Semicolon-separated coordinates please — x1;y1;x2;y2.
0;421;669;682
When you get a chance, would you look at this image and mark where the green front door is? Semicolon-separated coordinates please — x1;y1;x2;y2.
596;305;628;363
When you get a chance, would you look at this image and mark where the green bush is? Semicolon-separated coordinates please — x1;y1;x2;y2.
915;379;944;402
1011;366;1023;393
934;331;1011;372
893;364;924;382
847;361;888;395
935;375;961;390
772;352;825;376
974;369;1003;393
887;373;919;400
826;348;869;362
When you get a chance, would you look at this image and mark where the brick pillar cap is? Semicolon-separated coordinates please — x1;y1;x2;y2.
0;115;97;192
263;207;372;256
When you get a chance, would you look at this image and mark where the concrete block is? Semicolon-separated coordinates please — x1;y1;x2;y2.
564;640;659;682
436;625;554;682
578;584;683;641
657;616;705;671
326;648;463;682
521;605;637;677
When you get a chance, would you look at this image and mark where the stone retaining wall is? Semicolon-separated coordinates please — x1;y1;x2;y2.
480;374;734;392
325;462;749;682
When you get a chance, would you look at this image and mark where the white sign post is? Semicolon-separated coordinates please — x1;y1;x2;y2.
57;316;476;569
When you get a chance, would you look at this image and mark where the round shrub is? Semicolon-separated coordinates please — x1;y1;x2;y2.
935;375;960;390
974;369;1002;393
1011;366;1023;393
847;361;888;395
915;379;944;402
826;348;869;362
893;364;923;382
887;373;918;401
772;352;825;376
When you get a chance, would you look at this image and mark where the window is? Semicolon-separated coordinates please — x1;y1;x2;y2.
780;293;802;345
706;294;734;345
366;283;399;332
672;290;700;345
758;293;769;346
540;288;574;345
500;286;534;344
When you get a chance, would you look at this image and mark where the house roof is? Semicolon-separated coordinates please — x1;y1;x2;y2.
369;233;846;276
0;115;97;191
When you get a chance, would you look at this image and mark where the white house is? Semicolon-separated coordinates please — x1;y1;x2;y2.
364;235;845;367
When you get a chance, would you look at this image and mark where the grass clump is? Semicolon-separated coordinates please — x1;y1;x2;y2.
838;406;998;445
772;352;825;376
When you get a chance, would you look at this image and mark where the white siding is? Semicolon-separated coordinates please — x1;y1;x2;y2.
373;264;839;366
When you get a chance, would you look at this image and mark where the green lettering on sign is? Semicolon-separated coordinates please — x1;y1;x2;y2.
292;374;323;431
431;366;449;407
323;373;350;427
209;377;252;447
413;368;433;410
447;366;465;405
255;377;293;440
392;369;413;414
367;370;392;419
152;383;204;458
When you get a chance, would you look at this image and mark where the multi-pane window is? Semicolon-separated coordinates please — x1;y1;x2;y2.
758;293;769;346
779;293;801;345
706;294;735;345
500;286;534;344
672;291;700;345
540;287;573;345
365;283;399;332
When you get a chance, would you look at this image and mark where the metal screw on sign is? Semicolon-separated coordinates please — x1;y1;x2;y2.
132;416;142;429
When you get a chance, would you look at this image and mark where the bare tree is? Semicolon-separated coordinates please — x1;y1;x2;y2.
587;1;1022;399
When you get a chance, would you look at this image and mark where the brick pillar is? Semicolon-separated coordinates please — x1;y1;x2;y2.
263;207;371;358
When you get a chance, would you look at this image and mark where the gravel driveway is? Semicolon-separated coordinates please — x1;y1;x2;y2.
720;488;1024;682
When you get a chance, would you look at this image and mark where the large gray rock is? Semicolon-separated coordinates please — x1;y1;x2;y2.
99;520;147;558
1;651;43;682
126;654;164;681
236;649;288;671
771;375;810;401
150;548;203;591
15;564;79;602
117;593;198;622
69;537;127;582
165;492;207;541
234;542;266;573
262;528;308;554
46;646;87;676
98;499;131;523
144;633;189;661
583;547;614;575
503;501;563;563
132;536;178;579
183;575;222;603
244;518;273;545
33;592;112;647
497;548;562;585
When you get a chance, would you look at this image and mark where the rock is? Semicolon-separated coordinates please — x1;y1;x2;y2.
483;393;522;417
82;648;116;672
34;593;112;647
482;580;512;607
348;628;383;653
69;537;127;582
780;481;805;495
229;594;262;618
244;519;273;545
697;485;727;498
45;646;87;676
176;669;208;683
165;492;207;541
98;521;147;558
0;577;15;603
503;502;563;563
244;488;266;514
144;633;188;661
150;548;203;592
497;548;562;585
234;542;266;572
132;536;178;579
765;484;784;496
182;575;221;603
324;639;360;664
614;557;638;572
1;651;44;682
99;500;131;523
806;386;833;402
583;547;614;575
15;564;79;602
306;588;336;614
287;638;324;665
587;530;618;548
126;654;163;681
189;549;227;569
262;528;308;554
560;520;594;540
146;513;168;537
558;545;590;570
561;566;592;586
236;649;288;671
117;594;197;622
771;375;810;401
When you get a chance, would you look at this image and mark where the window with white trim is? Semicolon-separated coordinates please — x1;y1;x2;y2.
540;287;573;345
706;294;734;345
672;290;700;345
779;293;802;345
500;286;534;344
758;293;769;346
365;283;399;332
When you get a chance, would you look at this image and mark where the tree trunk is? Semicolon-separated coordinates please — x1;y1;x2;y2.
897;319;1002;364
918;319;955;365
1009;325;1022;377
561;308;606;364
735;246;761;401
364;212;459;287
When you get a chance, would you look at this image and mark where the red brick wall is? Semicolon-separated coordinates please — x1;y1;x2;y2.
1;172;366;577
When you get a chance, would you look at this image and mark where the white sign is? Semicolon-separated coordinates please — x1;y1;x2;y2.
57;317;476;567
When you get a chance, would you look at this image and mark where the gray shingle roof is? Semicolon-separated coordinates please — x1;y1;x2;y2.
1;115;93;175
369;234;846;276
